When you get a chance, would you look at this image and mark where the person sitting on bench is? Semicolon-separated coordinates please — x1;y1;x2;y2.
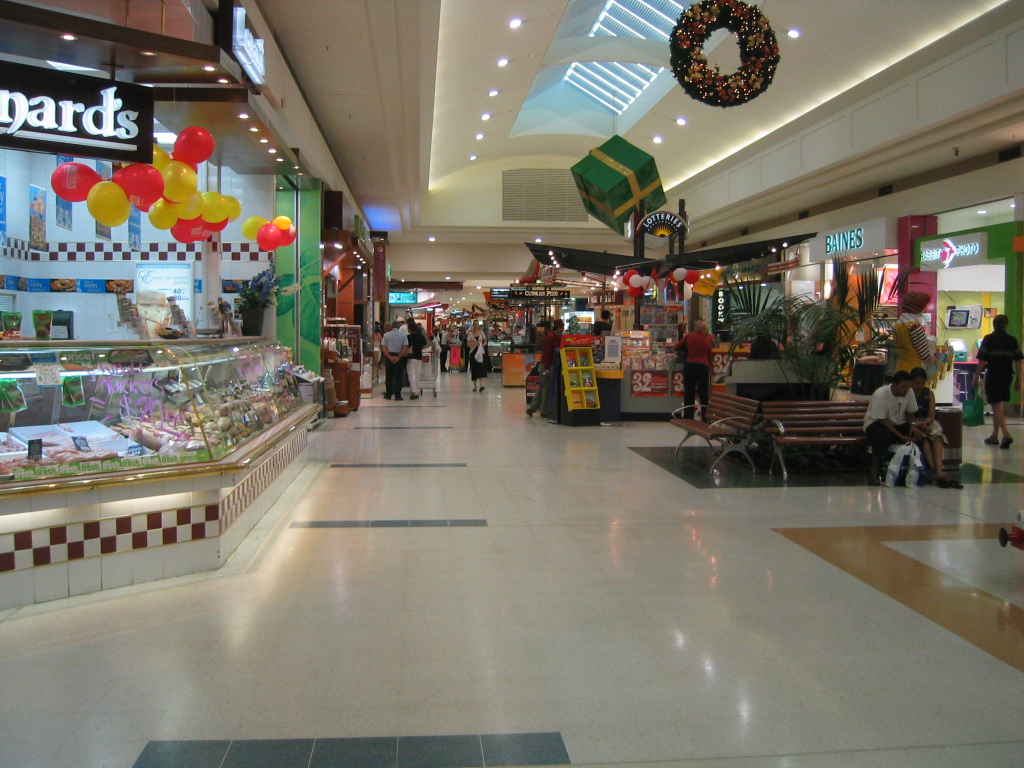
864;370;925;486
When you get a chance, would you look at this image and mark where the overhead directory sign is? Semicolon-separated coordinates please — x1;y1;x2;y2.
388;291;417;304
918;231;988;271
808;218;896;263
0;60;154;163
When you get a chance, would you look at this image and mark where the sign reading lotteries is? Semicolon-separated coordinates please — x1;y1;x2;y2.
0;60;154;163
638;210;687;238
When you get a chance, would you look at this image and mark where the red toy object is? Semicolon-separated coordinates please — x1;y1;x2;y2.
998;526;1024;550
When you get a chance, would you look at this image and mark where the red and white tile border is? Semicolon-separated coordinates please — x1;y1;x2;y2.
0;428;307;578
0;238;270;262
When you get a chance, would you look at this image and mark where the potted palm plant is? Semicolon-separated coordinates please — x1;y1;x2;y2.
237;265;280;337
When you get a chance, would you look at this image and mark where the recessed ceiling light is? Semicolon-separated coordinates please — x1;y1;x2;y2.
469;154;477;160
509;18;522;28
250;127;259;132
497;58;508;67
489;89;499;97
676;117;687;126
217;78;229;84
653;135;663;144
977;209;987;214
141;51;157;57
1011;202;1017;208
202;65;218;72
294;165;300;169
268;148;277;153
476;285;482;289
535;238;542;243
276;157;284;162
429;237;436;242
238;113;249;119
445;276;451;280
788;29;800;38
259;138;269;143
476;133;484;140
481;113;490;121
61;34;76;41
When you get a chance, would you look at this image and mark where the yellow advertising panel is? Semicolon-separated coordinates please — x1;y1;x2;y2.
691;268;722;297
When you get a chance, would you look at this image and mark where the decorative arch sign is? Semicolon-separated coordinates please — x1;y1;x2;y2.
0;60;154;163
638;211;687;238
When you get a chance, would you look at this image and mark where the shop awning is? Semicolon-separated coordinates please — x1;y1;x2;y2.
524;243;658;277
671;233;817;269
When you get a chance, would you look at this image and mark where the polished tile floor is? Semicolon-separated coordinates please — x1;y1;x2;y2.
1;372;1023;768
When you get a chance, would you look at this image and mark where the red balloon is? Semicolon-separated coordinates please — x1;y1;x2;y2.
112;163;165;210
172;126;215;165
51;162;101;202
256;222;284;250
622;269;639;287
203;217;229;233
171;216;205;243
626;285;644;298
684;270;701;285
278;225;297;247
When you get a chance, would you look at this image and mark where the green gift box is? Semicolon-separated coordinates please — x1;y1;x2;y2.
571;135;667;235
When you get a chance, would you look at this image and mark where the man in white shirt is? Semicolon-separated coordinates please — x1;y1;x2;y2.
381;322;410;400
864;370;924;485
439;327;451;372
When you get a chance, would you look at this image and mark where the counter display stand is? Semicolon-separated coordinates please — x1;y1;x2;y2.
0;338;318;610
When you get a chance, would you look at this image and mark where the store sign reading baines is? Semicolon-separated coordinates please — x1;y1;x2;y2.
808;218;896;263
919;232;988;271
0;61;154;163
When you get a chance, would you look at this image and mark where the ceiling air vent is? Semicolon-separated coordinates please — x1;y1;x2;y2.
502;169;588;222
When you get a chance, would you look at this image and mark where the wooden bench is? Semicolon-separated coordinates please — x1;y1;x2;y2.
761;400;869;481
671;393;760;473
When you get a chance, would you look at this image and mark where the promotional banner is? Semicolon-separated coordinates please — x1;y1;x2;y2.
630;370;669;397
28;185;46;251
55;155;74;231
0;176;6;247
128;207;142;251
691;268;722;297
0;60;154;163
135;263;193;335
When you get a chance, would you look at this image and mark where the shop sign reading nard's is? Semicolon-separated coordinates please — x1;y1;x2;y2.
0;60;154;163
919;232;988;271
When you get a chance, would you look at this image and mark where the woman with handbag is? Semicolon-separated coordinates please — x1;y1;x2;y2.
675;321;714;420
467;321;489;392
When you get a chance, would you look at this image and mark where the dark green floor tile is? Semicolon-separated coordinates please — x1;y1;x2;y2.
409;520;450;527
449;519;487;527
221;739;315;768
310;737;398;768
398;735;483;768
481;732;570;766
132;740;231;768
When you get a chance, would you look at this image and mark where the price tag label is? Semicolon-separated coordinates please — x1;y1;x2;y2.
33;363;62;387
27;439;43;461
127;444;144;456
72;436;90;451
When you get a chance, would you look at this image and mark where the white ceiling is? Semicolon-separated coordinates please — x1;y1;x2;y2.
258;0;1017;302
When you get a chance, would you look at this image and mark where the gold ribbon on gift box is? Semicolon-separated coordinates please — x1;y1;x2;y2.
585;148;663;218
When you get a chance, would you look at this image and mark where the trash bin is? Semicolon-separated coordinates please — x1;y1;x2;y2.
935;406;962;471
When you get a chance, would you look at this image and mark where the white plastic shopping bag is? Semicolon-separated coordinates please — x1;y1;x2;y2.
883;442;926;487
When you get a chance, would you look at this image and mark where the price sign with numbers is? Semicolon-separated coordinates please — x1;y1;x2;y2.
630;370;668;397
33;363;62;387
670;370;685;398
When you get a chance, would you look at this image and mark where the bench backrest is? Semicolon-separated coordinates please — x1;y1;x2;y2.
761;400;868;436
704;393;760;432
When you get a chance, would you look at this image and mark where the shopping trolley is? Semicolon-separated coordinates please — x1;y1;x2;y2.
412;350;440;397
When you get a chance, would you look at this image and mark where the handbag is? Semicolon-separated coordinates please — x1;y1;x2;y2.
883;442;925;487
962;387;985;427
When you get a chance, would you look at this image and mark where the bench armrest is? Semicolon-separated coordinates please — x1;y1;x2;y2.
672;405;699;419
766;418;786;437
709;415;752;432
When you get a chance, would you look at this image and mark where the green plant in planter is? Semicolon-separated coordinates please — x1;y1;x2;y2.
238;264;281;311
726;258;905;400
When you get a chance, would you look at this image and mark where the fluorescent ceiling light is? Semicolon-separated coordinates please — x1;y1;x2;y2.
47;60;100;72
977;210;987;214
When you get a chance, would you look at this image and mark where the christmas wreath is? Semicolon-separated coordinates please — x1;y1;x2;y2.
669;0;780;108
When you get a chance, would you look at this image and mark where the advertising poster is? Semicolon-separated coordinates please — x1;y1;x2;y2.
670;369;685;398
55;155;74;231
128;207;142;251
95;161;112;241
630;370;668;397
0;175;6;247
692;268;722;297
28;185;46;251
135;263;193;335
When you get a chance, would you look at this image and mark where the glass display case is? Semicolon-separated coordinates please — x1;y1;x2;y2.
0;339;302;483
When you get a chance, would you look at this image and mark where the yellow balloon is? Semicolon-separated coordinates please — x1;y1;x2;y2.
242;216;269;241
224;196;242;222
273;215;292;231
87;181;131;227
172;191;205;220
162;160;197;203
202;191;231;223
152;145;171;172
148;199;178;230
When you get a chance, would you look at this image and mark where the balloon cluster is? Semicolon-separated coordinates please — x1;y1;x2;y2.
620;267;700;299
240;214;297;251
50;126;243;244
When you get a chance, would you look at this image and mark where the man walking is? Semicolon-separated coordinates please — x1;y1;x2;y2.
381;321;409;401
439;326;450;372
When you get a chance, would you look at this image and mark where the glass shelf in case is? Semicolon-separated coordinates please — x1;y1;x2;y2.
0;339;302;483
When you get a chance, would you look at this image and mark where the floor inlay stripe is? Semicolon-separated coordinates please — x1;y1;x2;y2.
331;463;468;468
355;426;454;430
291;519;487;528
776;524;1024;672
133;732;568;768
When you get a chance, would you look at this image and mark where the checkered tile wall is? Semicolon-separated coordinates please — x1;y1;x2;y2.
0;429;308;575
0;238;269;262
